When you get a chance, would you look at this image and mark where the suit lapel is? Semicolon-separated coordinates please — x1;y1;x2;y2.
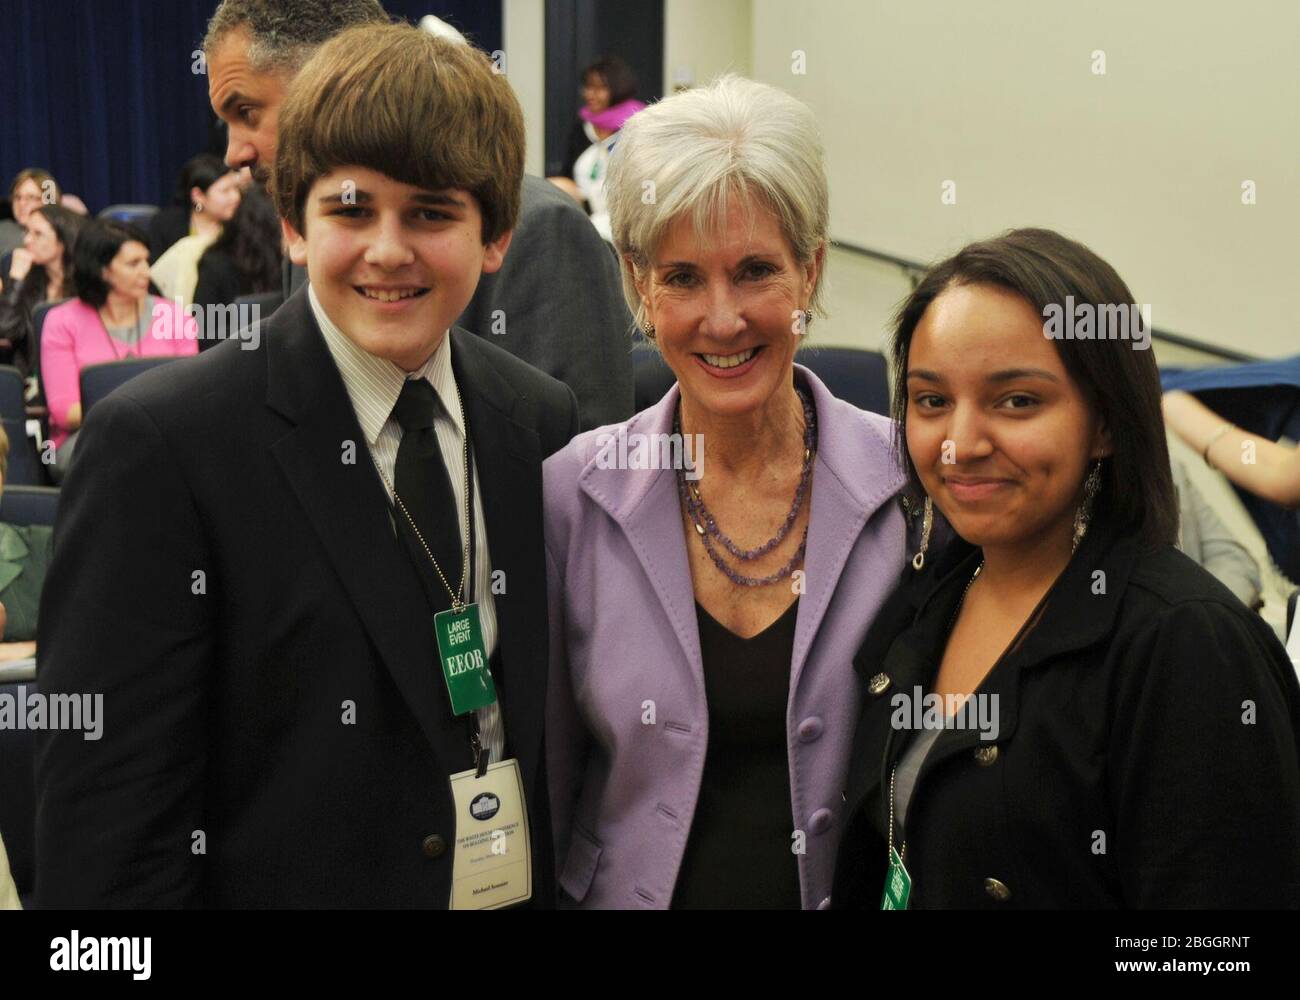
450;331;548;794
265;292;476;776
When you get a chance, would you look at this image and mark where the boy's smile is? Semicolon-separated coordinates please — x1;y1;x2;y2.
283;165;512;371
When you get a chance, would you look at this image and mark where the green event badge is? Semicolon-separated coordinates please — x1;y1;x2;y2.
434;603;497;715
881;847;912;910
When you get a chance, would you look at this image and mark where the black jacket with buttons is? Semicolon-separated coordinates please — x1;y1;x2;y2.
832;515;1300;909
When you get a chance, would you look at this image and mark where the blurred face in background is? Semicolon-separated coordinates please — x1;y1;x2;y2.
208;26;289;184
11;178;46;227
101;240;151;303
22;211;62;267
582;72;611;113
193;171;243;223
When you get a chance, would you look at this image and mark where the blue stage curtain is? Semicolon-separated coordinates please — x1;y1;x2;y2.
0;0;502;214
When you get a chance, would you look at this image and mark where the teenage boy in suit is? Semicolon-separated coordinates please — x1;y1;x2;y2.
35;22;576;908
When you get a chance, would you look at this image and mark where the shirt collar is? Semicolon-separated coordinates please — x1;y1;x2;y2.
908;512;1138;664
309;283;462;446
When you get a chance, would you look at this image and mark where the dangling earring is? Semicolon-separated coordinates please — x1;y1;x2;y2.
642;320;656;341
911;495;933;571
1071;460;1103;554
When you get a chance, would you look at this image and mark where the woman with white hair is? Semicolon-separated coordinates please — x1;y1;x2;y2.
543;76;909;908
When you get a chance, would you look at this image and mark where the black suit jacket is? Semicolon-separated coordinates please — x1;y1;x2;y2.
832;516;1300;909
34;286;579;908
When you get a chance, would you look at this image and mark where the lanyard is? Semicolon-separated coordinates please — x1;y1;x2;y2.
883;559;984;907
98;302;145;361
372;388;488;775
371;382;476;610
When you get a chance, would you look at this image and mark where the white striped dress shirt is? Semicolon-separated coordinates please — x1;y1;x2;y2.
309;286;504;764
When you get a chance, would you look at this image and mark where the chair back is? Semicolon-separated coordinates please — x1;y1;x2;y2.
0;366;43;485
79;358;178;419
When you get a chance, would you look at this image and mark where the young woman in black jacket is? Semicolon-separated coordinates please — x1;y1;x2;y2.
833;228;1300;909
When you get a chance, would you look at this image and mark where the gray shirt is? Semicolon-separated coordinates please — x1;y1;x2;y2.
1172;458;1262;608
893;724;944;838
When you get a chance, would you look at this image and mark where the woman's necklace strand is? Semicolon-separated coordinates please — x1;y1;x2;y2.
674;386;817;587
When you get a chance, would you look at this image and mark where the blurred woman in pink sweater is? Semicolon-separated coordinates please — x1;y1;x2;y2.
41;220;197;478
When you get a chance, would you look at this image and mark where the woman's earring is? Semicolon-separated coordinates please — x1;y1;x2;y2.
911;495;933;571
642;321;656;341
1071;460;1103;554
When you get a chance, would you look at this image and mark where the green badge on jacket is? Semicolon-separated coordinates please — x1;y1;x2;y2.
881;847;911;910
434;603;497;715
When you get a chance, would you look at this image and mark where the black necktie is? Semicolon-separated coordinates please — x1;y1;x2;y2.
392;378;464;600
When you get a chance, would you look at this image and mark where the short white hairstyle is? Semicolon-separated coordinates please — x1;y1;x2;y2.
606;74;829;331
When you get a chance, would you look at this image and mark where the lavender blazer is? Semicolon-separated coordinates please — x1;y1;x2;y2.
543;364;907;909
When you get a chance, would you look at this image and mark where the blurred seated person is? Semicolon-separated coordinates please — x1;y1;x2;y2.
42;220;198;479
148;153;242;259
192;183;282;348
0;205;84;378
548;55;644;241
557;56;640;183
1171;455;1262;609
0;424;50;661
1164;389;1300;510
149;156;242;307
0;168;61;267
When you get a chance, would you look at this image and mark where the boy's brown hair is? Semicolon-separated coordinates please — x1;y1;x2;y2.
272;22;524;243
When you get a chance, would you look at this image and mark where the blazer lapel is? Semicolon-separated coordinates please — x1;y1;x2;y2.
788;367;906;692
265;290;474;775
577;386;704;680
449;330;548;794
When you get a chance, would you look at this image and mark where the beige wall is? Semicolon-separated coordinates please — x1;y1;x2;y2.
738;0;1297;358
664;0;752;93
503;0;546;177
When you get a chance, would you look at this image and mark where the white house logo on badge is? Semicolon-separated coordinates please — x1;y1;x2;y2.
470;792;501;821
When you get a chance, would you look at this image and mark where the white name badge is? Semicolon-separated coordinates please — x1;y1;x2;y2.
448;758;533;910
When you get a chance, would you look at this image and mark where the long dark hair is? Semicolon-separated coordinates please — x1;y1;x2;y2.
13;204;83;315
889;227;1178;549
202;184;281;294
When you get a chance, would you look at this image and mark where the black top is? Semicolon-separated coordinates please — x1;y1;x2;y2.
832;514;1300;909
147;205;190;260
192;248;242;352
672;598;802;909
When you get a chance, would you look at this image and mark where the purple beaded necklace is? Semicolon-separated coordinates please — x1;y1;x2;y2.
674;386;817;587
